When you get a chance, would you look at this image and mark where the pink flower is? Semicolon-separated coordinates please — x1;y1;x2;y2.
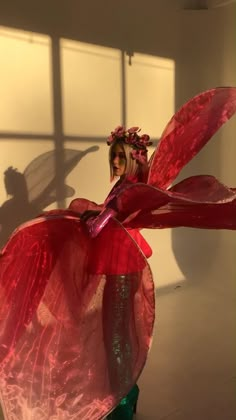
107;126;126;145
113;126;126;138
140;134;150;143
107;134;115;145
131;149;147;164
139;134;152;147
128;126;141;134
125;132;138;145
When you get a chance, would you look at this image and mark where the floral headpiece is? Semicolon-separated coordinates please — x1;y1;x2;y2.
107;126;152;164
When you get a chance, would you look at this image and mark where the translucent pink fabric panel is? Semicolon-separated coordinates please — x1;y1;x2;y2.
0;213;155;419
114;177;236;230
148;87;236;189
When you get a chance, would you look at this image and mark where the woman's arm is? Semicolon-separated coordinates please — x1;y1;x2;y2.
85;207;117;238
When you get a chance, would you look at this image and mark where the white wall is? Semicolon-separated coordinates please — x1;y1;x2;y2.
139;5;236;419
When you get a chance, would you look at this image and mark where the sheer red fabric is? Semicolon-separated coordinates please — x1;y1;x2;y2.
148;87;236;189
114;176;236;230
0;87;236;419
0;213;154;419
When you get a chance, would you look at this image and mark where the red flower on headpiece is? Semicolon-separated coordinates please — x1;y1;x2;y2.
127;127;141;134
107;126;127;145
113;126;126;138
131;149;147;164
139;134;152;147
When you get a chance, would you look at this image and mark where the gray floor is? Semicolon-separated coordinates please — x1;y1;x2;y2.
137;245;236;420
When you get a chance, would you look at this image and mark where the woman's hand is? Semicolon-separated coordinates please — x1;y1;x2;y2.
83;208;117;238
80;210;101;222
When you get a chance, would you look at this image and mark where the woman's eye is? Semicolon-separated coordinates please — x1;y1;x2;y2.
111;152;126;160
118;153;126;160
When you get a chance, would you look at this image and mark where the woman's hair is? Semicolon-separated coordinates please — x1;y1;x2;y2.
109;140;148;181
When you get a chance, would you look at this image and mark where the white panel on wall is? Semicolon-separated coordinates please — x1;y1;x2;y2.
61;40;122;137
0;27;53;134
126;53;175;139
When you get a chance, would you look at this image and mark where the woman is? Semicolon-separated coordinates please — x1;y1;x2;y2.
76;128;154;419
0;130;155;420
0;87;236;420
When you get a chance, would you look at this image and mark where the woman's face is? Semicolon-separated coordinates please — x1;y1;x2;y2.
111;143;126;177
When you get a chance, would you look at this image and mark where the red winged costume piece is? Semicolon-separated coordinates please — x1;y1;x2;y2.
0;87;236;419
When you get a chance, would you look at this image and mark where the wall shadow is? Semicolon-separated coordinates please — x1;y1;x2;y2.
0;146;98;247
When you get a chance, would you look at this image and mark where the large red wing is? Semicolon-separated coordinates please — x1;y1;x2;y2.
113;176;236;230
148;87;236;189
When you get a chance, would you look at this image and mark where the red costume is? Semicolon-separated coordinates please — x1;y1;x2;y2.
0;87;236;419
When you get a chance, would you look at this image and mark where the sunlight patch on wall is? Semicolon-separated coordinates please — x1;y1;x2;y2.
0;26;53;133
0;29;182;288
126;53;175;139
61;40;122;137
65;140;111;206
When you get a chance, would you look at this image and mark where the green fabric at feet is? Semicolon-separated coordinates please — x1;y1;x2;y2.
107;384;139;420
